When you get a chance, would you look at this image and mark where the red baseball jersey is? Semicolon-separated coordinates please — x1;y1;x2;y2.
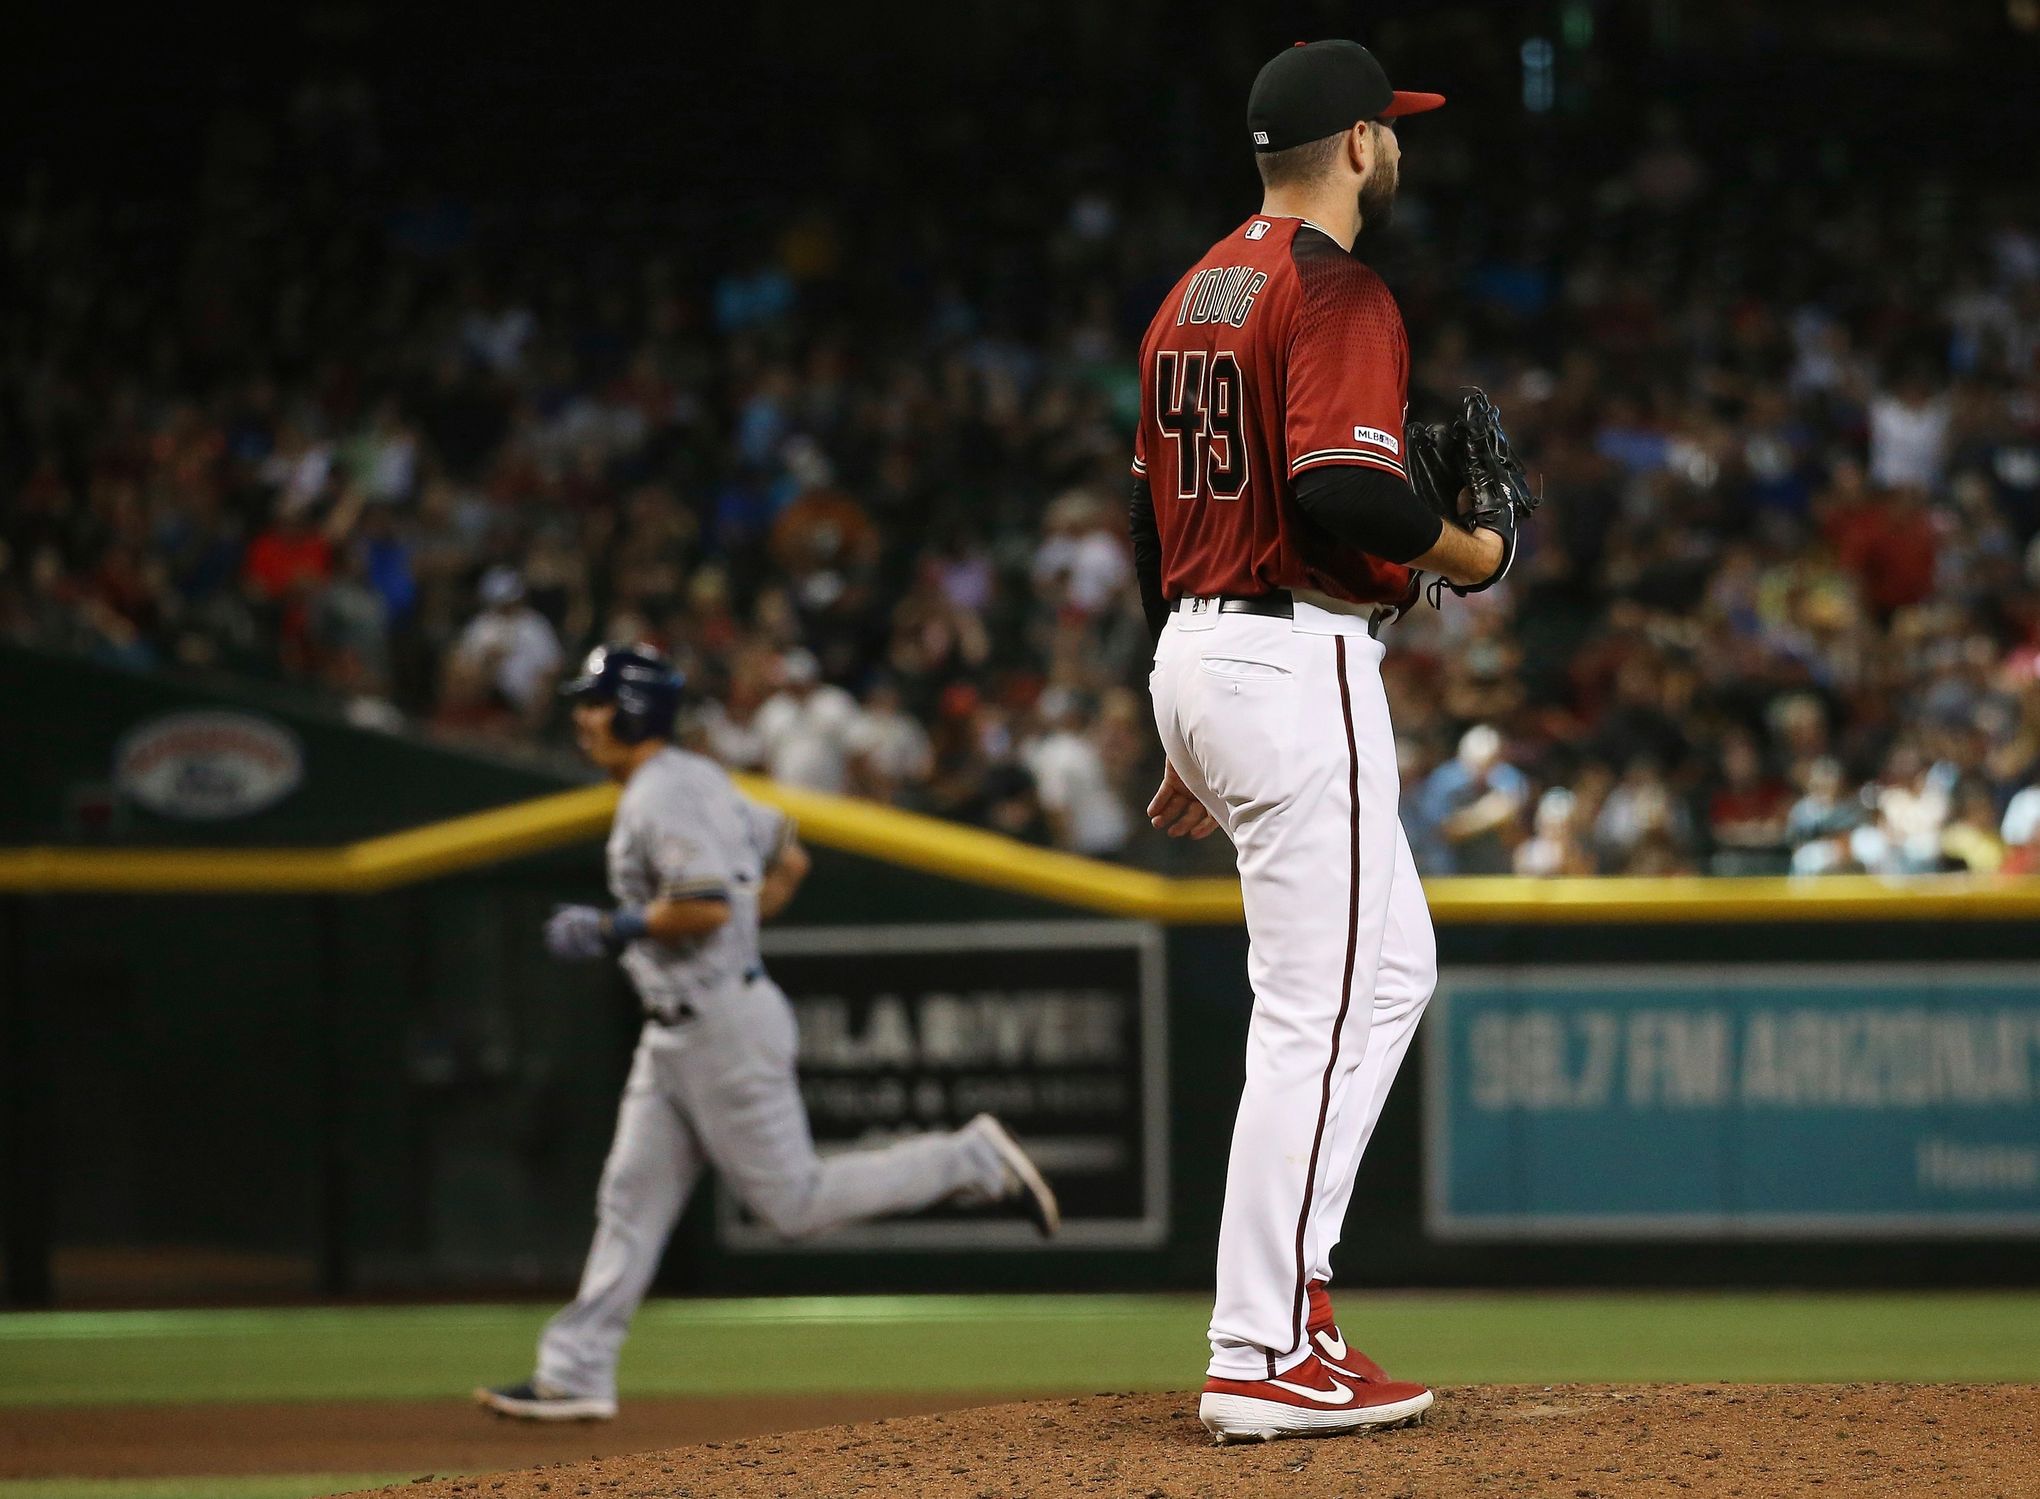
1133;216;1413;606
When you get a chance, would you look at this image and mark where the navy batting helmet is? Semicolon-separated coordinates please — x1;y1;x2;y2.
561;643;684;743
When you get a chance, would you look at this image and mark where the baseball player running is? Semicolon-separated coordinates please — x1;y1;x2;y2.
1130;42;1537;1443
479;644;1059;1421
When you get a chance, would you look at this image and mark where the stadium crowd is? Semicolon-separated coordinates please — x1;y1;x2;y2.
7;64;2040;877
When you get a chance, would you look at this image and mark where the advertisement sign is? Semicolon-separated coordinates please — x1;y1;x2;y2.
719;921;1169;1250
1428;965;2040;1239
114;711;304;820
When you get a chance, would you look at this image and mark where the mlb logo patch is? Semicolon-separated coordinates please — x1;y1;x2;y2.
1353;425;1401;455
1245;221;1270;240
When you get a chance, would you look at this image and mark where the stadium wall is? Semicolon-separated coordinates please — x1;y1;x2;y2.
2;646;2036;1307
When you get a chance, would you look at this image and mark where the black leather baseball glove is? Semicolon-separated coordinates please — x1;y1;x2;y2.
1403;387;1540;596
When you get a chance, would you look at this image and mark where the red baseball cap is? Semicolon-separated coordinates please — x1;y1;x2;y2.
1248;40;1445;153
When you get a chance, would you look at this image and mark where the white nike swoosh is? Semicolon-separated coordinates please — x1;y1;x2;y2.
1266;1371;1355;1405
1315;1328;1348;1361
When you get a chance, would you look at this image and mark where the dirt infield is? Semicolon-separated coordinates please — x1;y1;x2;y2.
0;1393;1016;1480
345;1384;2040;1499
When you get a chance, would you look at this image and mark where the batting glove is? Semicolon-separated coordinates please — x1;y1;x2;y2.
545;903;651;960
546;904;610;961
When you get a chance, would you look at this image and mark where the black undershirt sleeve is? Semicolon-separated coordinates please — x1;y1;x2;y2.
1293;464;1445;566
1129;475;1170;643
1130;466;1440;644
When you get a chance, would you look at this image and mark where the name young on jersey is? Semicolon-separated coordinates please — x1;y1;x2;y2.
1175;265;1270;329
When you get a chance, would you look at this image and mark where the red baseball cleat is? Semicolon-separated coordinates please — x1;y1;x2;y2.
1306;1279;1392;1382
1199;1351;1433;1443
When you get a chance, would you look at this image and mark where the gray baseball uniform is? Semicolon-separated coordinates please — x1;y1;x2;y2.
535;747;1008;1401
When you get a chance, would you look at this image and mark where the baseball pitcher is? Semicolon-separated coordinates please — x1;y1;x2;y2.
1130;42;1538;1442
480;644;1058;1421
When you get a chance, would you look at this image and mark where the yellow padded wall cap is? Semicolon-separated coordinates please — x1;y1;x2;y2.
4;777;2040;923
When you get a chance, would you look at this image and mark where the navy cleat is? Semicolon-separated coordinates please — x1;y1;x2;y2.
475;1379;618;1422
967;1113;1062;1237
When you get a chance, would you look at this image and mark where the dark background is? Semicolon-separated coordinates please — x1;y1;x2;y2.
8;1;2035;309
9;3;2034;191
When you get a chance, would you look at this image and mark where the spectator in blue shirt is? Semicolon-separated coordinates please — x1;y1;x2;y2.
1410;725;1531;876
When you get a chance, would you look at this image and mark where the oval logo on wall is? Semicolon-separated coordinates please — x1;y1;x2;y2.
114;711;305;820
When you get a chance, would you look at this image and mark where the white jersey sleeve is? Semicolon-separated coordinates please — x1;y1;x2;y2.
607;748;774;1018
613;774;735;904
739;793;794;868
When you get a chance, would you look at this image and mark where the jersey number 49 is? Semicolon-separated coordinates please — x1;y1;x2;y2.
1155;349;1249;502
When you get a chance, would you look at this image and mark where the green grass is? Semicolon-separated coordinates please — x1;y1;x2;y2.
2;1292;2038;1408
0;1477;413;1499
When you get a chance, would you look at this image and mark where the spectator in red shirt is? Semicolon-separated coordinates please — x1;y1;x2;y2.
244;502;334;601
243;494;347;669
1823;473;1939;618
1706;729;1794;873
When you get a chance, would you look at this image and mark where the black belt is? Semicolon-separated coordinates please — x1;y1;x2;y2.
1174;590;1385;637
1176;591;1294;618
644;966;765;1027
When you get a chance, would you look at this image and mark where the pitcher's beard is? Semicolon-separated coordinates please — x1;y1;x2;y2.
1358;167;1398;234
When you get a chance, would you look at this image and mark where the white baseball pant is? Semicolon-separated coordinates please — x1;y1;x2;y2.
537;978;1007;1400
1150;596;1437;1381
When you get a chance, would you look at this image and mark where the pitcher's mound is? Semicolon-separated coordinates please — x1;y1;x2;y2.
352;1383;2039;1498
